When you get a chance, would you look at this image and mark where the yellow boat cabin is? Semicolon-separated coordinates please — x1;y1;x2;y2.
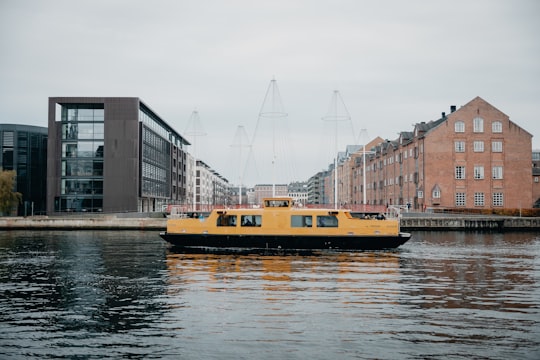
160;197;411;251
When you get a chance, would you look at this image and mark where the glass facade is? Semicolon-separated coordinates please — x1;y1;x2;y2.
0;126;47;215
140;107;171;199
58;104;104;212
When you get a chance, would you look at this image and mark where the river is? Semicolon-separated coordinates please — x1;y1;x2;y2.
0;230;539;359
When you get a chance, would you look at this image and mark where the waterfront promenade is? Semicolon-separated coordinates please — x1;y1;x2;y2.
1;213;539;231
0;213;167;230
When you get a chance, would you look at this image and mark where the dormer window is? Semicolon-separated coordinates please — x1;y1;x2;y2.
432;185;441;198
431;184;441;205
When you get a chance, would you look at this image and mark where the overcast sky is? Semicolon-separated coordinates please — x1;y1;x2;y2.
1;0;539;186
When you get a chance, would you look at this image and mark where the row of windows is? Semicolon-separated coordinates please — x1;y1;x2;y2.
362;164;503;191
455;165;503;179
454;118;502;133
427;190;504;206
139;106;184;148
62;141;103;158
141;178;169;198
140;108;169;139
455;192;503;207
62;123;104;140
141;162;170;198
62;160;103;177
215;214;340;228
62;106;104;123
455;140;503;153
56;196;103;213
365;146;421;172
61;179;103;195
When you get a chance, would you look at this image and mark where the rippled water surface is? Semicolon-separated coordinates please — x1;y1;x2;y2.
0;230;539;359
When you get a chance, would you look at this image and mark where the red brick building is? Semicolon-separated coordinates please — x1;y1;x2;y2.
339;97;534;210
533;150;540;207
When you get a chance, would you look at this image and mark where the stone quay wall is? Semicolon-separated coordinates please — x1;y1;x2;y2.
0;216;167;230
400;216;540;231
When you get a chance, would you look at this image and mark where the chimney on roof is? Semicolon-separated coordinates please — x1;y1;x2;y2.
442;112;446;118
450;105;456;113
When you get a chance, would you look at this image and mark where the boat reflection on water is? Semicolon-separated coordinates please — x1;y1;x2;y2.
164;231;540;315
165;247;403;299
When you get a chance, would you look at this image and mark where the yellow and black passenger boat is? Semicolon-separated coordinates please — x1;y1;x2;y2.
160;198;411;252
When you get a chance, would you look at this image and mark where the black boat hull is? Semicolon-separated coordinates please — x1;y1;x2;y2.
160;232;411;251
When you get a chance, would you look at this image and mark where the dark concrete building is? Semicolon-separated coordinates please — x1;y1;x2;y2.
47;97;190;214
0;124;48;215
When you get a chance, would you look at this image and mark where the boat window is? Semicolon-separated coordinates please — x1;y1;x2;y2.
291;215;312;228
316;215;338;228
264;200;289;208
217;215;237;227
241;215;261;227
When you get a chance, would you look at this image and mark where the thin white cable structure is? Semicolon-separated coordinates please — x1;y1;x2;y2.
322;90;353;209
251;78;288;196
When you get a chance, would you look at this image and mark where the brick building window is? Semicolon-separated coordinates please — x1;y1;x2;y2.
455;121;465;133
455;141;465;152
492;141;503;152
474;192;485;206
474;166;484;179
455;166;466;179
431;184;441;205
455;192;466;206
473;117;484;133
492;121;502;133
492;193;504;206
492;166;503;179
473;141;484;152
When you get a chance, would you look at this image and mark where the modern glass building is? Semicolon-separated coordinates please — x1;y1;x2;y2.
47;97;190;214
0;124;48;215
